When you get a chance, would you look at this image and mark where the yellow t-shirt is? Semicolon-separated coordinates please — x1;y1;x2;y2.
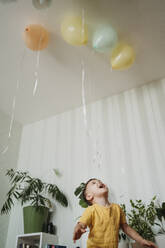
79;203;126;248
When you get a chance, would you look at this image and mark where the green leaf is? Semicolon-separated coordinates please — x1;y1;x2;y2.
47;184;68;207
74;183;85;196
74;186;83;196
152;196;156;201
53;168;62;177
162;202;165;209
79;199;88;208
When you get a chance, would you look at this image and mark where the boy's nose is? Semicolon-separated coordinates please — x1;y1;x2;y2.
98;182;104;187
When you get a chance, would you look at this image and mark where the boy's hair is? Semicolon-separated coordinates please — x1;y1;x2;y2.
82;178;97;206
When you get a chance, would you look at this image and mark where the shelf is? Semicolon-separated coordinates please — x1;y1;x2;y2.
16;232;58;248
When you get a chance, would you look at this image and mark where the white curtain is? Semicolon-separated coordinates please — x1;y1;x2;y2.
6;78;165;248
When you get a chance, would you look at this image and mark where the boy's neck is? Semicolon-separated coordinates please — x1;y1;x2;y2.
93;196;110;207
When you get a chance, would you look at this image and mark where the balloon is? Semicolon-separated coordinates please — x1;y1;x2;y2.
92;25;118;53
23;24;49;51
32;0;52;10
111;43;135;70
61;16;88;46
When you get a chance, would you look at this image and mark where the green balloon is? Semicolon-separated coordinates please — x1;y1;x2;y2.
92;25;118;53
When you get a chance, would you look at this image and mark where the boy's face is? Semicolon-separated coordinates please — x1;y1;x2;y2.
85;179;108;202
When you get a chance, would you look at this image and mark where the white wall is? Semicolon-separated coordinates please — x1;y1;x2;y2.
6;78;165;248
0;110;22;248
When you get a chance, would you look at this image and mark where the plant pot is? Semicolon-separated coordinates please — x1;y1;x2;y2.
23;206;49;234
155;234;165;248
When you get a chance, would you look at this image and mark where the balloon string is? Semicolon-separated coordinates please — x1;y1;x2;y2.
1;95;15;153
33;4;49;96
1;146;8;155
1;49;25;155
8;96;16;138
33;74;39;96
81;8;88;130
81;59;102;168
81;8;85;42
81;7;102;168
33;34;42;96
33;29;45;96
81;59;88;129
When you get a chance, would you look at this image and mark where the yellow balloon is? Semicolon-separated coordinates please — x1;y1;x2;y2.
61;16;88;46
23;24;49;51
111;43;135;70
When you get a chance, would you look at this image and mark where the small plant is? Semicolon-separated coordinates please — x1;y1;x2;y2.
74;182;88;208
121;197;157;242
155;202;165;234
156;202;165;222
1;169;68;214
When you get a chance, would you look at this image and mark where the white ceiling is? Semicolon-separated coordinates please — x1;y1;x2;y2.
0;0;165;124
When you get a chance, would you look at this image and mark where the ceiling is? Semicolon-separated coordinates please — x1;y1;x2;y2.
0;0;165;124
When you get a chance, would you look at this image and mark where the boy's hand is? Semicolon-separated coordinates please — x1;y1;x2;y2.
121;224;158;248
73;222;86;243
139;239;158;248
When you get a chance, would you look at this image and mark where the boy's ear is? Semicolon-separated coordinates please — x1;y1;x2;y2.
86;193;93;202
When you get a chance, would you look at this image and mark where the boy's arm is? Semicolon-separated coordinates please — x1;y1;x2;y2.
73;222;87;243
73;206;92;243
121;223;158;248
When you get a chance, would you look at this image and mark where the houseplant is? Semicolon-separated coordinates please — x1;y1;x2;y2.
121;197;157;248
155;202;165;232
1;169;68;233
155;202;165;248
74;182;88;208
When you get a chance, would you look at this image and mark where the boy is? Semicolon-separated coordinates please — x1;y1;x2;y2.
73;178;157;248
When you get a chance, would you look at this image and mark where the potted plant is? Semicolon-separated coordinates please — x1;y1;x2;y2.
1;169;68;234
121;197;157;248
155;202;165;247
